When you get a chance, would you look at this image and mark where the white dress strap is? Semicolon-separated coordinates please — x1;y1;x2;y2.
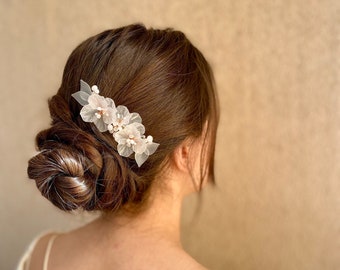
43;234;58;270
16;231;60;270
16;234;43;270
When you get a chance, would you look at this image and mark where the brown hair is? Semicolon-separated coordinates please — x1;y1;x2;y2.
27;24;219;213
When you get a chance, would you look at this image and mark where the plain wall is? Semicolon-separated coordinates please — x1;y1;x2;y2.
1;0;339;269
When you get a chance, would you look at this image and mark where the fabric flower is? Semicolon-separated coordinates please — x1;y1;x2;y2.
80;93;116;132
134;136;160;167
114;122;145;157
108;105;142;133
114;123;159;167
111;105;131;132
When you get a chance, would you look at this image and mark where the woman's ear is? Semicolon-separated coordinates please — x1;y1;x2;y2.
172;140;192;173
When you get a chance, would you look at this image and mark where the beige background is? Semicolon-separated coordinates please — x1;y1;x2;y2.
1;0;339;269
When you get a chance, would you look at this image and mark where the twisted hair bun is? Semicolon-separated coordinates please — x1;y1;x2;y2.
28;95;139;212
28;146;97;210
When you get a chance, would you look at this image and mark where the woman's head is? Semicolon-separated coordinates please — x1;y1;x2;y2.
28;24;219;213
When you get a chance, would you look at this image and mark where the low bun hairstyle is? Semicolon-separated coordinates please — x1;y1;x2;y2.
28;24;219;213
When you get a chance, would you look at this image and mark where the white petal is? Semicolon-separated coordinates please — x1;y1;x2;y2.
129;122;145;135
80;105;97;122
80;80;92;95
116;105;130;117
114;130;128;144
117;144;134;157
145;142;159;155
97;95;110;108
121;123;140;138
87;94;100;109
129;112;142;124
105;97;116;109
94;119;107;132
133;139;147;154
88;94;108;109
135;153;149;167
72;91;90;106
103;107;117;124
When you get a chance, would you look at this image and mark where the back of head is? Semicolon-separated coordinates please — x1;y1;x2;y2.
27;24;219;213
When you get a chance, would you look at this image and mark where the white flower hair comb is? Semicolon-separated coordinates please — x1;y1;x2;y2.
72;80;159;167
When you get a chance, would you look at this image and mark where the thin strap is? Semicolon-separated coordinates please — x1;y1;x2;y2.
17;235;41;270
43;234;58;270
16;231;57;270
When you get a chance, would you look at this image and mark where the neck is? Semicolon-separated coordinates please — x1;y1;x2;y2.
89;181;185;247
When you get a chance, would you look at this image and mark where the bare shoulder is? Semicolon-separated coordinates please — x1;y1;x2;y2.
28;232;59;270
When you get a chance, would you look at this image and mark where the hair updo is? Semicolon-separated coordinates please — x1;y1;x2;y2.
27;24;219;213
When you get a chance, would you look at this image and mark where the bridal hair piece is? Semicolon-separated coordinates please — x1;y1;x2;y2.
72;80;159;167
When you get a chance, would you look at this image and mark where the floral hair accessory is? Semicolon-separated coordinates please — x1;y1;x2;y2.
72;80;159;167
